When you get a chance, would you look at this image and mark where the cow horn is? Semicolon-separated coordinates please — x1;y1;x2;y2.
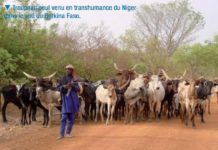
119;76;131;90
134;70;139;76
23;72;36;80
179;70;187;80
113;63;122;72
161;69;171;80
130;64;138;71
78;82;84;95
43;72;56;80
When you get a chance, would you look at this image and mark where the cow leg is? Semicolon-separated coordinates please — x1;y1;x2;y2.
2;101;9;123
159;100;165;119
200;107;204;123
130;105;134;124
31;104;37;121
45;109;49;127
185;108;189;127
156;101;161;121
138;102;145;121
124;102;129;124
28;105;32;124
24;107;28;125
200;102;206;123
100;103;105;123
168;100;173;119
28;103;34;125
21;107;27;126
106;103;111;125
91;103;96;120
95;100;99;122
48;105;53;128
148;100;153;121
208;97;211;114
191;107;196;128
110;103;115;124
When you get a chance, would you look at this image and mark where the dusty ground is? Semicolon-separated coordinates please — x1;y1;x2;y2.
0;95;218;150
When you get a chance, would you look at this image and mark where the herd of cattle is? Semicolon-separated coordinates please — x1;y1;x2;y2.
1;63;218;128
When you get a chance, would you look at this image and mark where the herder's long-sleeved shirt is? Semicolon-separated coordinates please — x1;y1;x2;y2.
57;75;80;114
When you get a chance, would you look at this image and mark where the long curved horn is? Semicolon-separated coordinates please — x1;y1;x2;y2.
113;63;122;72
43;72;56;80
23;72;36;80
179;70;187;80
130;64;138;71
119;76;131;90
161;69;171;80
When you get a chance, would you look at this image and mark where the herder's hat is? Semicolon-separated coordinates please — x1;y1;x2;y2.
65;64;74;70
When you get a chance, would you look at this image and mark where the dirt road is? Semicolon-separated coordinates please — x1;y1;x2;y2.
0;95;218;150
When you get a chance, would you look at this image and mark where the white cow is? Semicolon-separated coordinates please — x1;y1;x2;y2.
36;87;61;127
95;82;117;125
148;75;165;121
178;80;197;127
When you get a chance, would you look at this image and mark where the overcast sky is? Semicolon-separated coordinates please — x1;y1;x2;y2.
5;0;218;43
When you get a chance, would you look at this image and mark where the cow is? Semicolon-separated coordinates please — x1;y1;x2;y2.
178;80;197;127
195;78;214;122
124;74;149;124
95;79;118;125
159;69;186;118
147;75;165;121
17;84;34;125
213;79;218;103
1;84;27;125
78;81;96;121
113;63;138;121
23;72;61;128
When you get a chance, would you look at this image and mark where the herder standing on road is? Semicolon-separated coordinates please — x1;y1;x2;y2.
56;64;80;140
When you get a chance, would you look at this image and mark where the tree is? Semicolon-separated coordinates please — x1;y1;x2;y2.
171;35;218;78
121;0;204;56
0;48;17;84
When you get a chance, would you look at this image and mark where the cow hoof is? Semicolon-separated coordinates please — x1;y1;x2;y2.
192;125;196;128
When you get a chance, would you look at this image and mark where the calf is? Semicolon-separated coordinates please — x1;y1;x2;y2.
95;80;117;125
